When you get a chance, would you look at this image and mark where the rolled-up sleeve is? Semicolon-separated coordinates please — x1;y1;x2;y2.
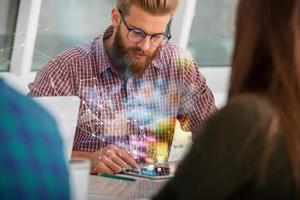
177;52;217;133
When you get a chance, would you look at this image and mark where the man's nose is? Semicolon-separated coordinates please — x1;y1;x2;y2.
137;36;151;51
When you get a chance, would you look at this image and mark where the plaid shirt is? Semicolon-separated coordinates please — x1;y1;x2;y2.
0;79;69;200
29;26;216;163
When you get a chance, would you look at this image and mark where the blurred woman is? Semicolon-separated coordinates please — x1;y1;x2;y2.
153;0;300;199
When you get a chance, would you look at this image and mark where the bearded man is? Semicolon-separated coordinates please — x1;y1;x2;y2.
29;0;216;175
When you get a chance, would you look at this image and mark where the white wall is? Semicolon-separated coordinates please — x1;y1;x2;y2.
201;67;230;107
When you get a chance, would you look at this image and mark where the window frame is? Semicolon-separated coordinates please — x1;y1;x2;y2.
9;0;41;76
7;0;230;101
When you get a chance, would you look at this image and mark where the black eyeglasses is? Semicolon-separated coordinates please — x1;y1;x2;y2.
119;10;171;47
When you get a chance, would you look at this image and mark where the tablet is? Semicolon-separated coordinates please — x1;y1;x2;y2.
121;165;173;180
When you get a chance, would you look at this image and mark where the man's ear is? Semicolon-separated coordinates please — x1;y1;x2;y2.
111;8;121;27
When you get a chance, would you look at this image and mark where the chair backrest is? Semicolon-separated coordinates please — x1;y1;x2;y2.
33;96;80;162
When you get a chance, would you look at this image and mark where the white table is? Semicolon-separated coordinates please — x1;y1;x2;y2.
88;175;168;200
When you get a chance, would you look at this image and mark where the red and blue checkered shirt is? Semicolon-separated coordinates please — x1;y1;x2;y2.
29;26;216;161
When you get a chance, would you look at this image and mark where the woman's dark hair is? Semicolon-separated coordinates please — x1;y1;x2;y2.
229;0;300;191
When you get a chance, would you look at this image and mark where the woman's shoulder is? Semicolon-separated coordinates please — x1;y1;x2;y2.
229;93;271;108
198;93;275;142
220;93;274;120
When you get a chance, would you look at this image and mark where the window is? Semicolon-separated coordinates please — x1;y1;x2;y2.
31;0;114;71
187;0;237;66
0;0;20;71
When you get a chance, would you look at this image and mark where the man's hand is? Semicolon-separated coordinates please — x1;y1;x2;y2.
92;145;140;174
72;145;140;174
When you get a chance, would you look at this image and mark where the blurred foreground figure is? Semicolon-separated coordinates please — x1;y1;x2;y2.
154;0;300;199
0;79;69;200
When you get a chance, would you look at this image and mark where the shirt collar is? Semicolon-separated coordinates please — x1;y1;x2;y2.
96;26;114;74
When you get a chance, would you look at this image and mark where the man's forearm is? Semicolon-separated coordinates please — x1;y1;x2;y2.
72;151;97;159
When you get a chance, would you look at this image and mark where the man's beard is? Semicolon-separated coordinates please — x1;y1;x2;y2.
107;26;158;79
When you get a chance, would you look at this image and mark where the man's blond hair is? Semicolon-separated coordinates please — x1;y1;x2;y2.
116;0;179;16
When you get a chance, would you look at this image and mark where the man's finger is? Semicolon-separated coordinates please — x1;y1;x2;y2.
103;147;129;168
97;162;114;174
115;149;140;169
102;155;123;173
110;153;129;169
124;149;134;158
106;145;139;169
107;145;133;158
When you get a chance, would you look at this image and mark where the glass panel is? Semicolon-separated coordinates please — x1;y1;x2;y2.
0;0;20;71
32;0;115;71
187;0;237;66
